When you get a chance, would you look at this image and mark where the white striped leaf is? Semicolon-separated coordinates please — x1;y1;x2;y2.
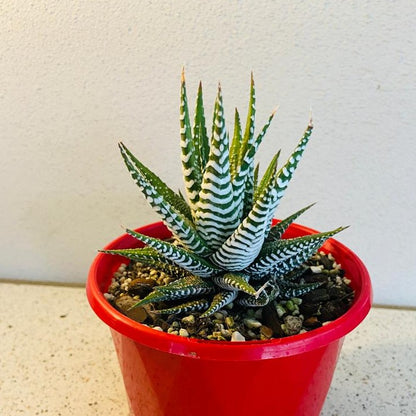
239;72;256;166
119;142;211;256
154;299;211;315
125;229;221;277
209;170;279;271
279;281;323;298
195;85;240;249
200;290;238;317
236;290;270;307
270;120;314;214
193;81;209;172
155;274;215;292
233;110;277;220
101;247;190;279
180;70;203;213
245;227;347;277
266;203;316;242
212;273;257;296
132;280;214;308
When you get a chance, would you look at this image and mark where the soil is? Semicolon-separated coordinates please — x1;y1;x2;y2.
104;251;354;341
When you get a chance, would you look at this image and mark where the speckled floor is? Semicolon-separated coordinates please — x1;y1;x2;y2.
1;281;415;416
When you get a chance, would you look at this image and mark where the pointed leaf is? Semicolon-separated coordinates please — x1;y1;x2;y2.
246;227;347;277
119;142;192;220
212;273;257;296
253;162;260;194
236;290;270;307
154;299;211;315
210;160;279;271
239;72;256;166
195;85;240;249
253;151;280;202
242;110;277;215
130;288;190;308
200;290;238;317
180;70;203;211
271;119;314;213
279;281;323;298
267;203;316;242
155;274;215;293
193;81;209;170
233;110;277;219
246;118;315;241
131;275;215;309
101;246;167;263
230;108;242;180
100;247;194;279
126;228;221;277
119;142;211;255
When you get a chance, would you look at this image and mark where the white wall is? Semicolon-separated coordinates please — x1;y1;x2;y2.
1;1;415;307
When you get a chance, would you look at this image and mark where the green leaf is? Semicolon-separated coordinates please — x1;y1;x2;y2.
241;110;277;217
230;108;242;180
253;151;280;202
131;276;215;309
154;299;211;315
239;72;256;166
212;273;257;296
193;81;209;170
253;162;260;194
236;290;270;307
180;70;203;213
194;84;240;249
210;155;280;271
271;119;314;213
200;290;238;317
100;247;192;279
119;142;211;256
155;274;215;293
248;118;314;241
246;226;348;277
266;203;316;242
119;142;192;220
279;280;323;298
125;228;220;277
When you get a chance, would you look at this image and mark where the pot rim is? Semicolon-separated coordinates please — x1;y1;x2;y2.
86;221;372;361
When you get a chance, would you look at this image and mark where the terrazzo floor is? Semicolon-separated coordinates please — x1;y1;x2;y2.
1;281;415;415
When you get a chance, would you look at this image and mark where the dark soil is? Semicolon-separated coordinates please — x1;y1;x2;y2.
104;251;354;341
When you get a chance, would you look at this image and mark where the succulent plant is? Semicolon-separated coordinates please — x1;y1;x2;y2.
102;71;346;317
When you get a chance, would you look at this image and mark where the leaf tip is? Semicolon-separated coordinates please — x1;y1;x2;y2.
308;107;313;128
271;105;279;117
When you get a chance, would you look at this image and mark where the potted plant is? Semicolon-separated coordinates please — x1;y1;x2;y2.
87;71;372;416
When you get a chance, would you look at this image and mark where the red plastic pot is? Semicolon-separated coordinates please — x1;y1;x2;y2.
87;221;372;416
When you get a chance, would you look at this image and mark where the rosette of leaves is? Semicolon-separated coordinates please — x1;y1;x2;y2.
102;71;346;317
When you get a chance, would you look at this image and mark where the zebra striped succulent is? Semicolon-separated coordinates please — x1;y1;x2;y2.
102;71;346;317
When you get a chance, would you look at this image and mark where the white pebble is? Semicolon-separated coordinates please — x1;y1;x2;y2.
310;265;324;273
179;328;189;337
103;293;115;301
244;318;262;329
181;315;195;325
231;331;245;342
152;326;163;331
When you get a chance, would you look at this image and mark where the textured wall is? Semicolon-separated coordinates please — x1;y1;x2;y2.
1;1;415;306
